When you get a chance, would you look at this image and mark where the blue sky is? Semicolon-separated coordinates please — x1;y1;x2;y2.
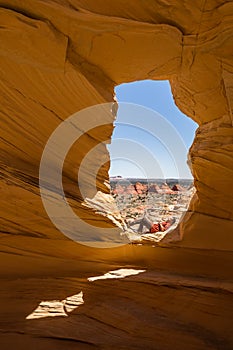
107;80;198;179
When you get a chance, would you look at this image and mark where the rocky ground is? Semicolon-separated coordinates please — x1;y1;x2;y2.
110;179;195;243
114;189;194;223
110;183;195;244
84;182;195;245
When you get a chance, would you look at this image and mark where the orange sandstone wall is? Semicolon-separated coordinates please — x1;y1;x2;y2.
1;0;233;252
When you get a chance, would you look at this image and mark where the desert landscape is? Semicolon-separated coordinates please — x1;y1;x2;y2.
110;178;195;243
1;1;233;349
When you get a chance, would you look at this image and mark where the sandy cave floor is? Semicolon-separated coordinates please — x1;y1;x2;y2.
1;243;233;350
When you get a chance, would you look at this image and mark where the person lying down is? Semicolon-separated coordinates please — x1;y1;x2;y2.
127;215;176;235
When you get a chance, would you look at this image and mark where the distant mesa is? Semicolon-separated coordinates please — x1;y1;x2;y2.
110;178;192;196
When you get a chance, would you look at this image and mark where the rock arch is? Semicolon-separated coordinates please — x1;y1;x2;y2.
1;2;233;349
1;1;232;253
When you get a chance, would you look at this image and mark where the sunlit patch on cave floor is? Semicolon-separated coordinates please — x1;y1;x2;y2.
26;269;145;320
26;291;84;320
88;268;146;281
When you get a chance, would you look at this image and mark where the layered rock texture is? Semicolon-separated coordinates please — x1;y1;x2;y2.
1;1;233;349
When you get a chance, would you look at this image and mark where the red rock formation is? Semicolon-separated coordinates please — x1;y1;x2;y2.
135;182;147;194
126;184;138;195
160;182;173;194
172;184;185;191
148;184;160;193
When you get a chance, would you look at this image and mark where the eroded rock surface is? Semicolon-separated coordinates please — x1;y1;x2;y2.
1;1;233;349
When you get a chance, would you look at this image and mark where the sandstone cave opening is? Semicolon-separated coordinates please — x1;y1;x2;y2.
107;80;198;242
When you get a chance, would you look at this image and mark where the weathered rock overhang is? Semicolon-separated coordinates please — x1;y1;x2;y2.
1;0;233;259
